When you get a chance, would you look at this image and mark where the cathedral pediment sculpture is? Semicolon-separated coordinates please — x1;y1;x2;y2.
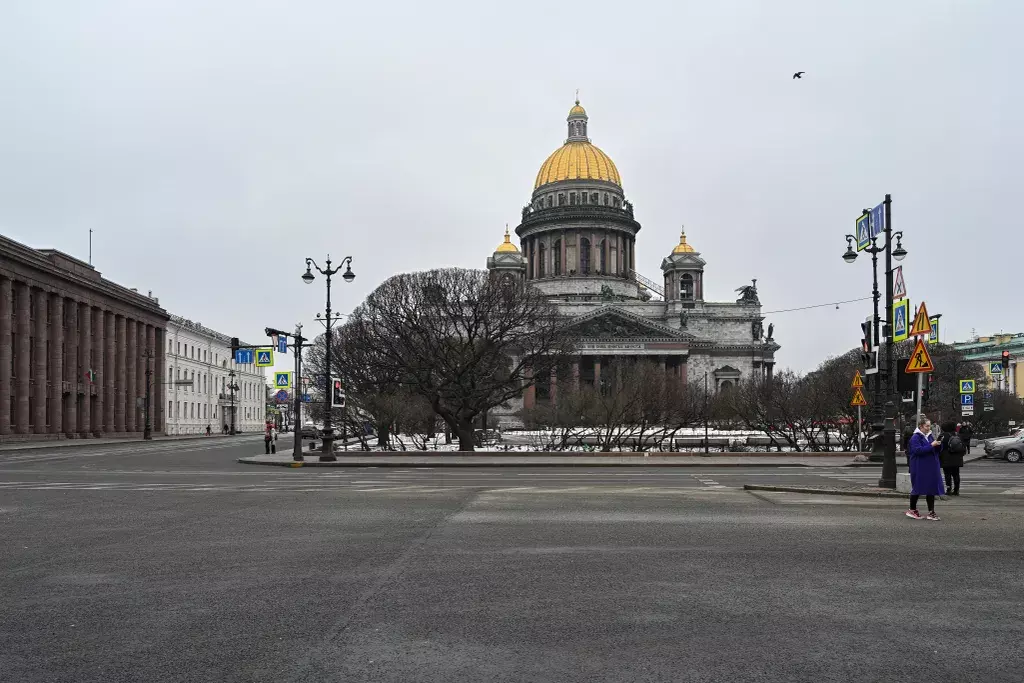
567;308;688;340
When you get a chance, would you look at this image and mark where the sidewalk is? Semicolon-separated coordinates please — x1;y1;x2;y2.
239;453;872;468
0;433;261;452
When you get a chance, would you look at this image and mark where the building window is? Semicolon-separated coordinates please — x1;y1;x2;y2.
613;197;621;208
554;239;562;276
546;195;553;208
580;237;591;274
598;239;606;274
169;368;173;383
538;243;546;278
177;342;180;355
558;193;565;206
570;192;577;205
175;401;179;417
592;193;599;203
681;273;694;300
604;193;609;206
168;400;172;417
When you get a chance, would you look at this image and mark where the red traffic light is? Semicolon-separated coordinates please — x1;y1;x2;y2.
333;380;342;389
1003;350;1011;360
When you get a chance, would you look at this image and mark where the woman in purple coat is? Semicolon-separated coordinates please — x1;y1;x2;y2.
906;415;944;520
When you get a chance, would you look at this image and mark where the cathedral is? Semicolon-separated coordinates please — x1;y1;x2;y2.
486;100;778;418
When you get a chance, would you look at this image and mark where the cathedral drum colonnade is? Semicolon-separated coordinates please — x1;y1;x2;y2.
485;101;779;423
0;236;168;440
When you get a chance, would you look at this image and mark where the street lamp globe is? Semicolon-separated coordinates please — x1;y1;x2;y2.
892;243;907;262
342;265;355;283
842;245;858;263
301;267;315;284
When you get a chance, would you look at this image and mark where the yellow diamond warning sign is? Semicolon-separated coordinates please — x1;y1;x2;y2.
851;388;868;407
905;338;935;373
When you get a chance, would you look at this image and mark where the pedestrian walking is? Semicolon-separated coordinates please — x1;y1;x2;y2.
959;422;974;455
940;420;966;495
270;426;278;454
906;415;944;521
264;422;273;454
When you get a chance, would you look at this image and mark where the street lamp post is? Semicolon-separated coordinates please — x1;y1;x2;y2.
842;194;906;488
302;255;355;461
143;349;154;440
227;370;238;435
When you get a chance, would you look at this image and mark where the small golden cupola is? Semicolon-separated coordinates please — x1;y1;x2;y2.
495;225;519;253
672;229;696;254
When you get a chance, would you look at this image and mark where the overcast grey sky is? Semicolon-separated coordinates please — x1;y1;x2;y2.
1;1;1018;372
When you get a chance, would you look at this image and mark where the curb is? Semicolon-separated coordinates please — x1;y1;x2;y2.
743;484;906;499
1;434;261;452
238;457;864;469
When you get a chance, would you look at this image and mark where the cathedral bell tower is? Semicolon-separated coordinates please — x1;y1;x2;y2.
661;228;705;305
486;226;527;284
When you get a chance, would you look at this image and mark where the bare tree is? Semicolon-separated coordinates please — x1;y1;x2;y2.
341;268;574;451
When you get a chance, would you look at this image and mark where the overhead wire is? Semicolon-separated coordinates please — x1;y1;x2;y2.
760;297;872;315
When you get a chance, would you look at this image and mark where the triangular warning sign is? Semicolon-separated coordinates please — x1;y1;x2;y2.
851;388;868;406
892;266;907;300
905;338;935;373
910;301;932;337
851;371;864;388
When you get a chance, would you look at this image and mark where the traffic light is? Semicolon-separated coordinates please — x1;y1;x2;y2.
1003;350;1011;375
860;320;878;374
331;378;345;408
230;337;240;353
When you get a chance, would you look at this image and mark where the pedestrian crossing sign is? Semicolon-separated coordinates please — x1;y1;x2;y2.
905;338;935;373
256;350;274;367
851;370;864;388
892;299;910;343
959;379;975;393
851;388;868;407
274;371;292;388
909;301;932;337
855;213;871;252
990;362;1003;374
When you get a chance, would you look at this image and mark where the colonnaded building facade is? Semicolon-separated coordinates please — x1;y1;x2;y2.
1;234;169;441
486;100;779;420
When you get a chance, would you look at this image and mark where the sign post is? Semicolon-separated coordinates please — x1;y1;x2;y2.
851;371;866;452
905;305;934;428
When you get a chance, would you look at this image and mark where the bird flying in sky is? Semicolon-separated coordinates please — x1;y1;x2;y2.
793;71;805;79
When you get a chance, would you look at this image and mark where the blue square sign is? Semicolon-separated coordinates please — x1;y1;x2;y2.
961;394;974;406
234;348;254;364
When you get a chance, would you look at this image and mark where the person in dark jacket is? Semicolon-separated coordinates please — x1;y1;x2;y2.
906;415;944;520
940;421;966;495
958;422;974;454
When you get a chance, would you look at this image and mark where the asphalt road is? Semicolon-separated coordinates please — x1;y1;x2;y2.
2;439;1024;682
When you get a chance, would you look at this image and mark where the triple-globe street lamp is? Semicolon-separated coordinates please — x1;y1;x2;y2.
840;194;907;489
302;255;354;461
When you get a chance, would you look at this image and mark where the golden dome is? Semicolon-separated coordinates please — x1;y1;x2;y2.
495;226;519;253
534;141;621;189
568;101;587;117
672;229;696;254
